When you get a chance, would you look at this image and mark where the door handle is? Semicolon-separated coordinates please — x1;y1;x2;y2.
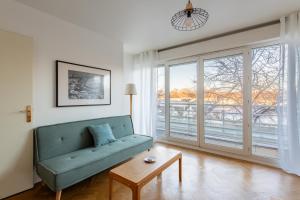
20;105;32;123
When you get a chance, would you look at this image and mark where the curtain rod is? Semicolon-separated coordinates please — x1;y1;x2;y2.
158;20;280;53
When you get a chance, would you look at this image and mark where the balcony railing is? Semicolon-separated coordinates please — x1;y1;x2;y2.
156;101;278;150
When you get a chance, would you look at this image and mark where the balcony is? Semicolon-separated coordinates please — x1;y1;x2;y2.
156;101;278;158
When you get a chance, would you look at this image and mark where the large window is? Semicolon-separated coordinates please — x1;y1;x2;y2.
169;62;197;141
156;43;282;160
251;45;281;158
156;66;165;137
204;54;244;149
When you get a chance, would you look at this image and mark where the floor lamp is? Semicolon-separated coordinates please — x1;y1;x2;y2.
125;83;137;115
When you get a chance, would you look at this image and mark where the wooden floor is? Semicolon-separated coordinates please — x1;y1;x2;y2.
7;143;300;200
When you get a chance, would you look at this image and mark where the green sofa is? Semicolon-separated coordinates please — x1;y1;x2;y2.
34;115;153;199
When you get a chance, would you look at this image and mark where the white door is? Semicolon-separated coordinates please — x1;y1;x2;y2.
0;30;33;198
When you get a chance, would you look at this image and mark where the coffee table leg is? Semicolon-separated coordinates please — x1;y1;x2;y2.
179;156;182;182
132;186;141;200
109;176;113;200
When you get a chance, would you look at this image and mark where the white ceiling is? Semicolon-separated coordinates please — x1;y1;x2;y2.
16;0;300;54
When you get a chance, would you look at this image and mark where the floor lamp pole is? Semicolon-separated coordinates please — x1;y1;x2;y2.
130;94;133;116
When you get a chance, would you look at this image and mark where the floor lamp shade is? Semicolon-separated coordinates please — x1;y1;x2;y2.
125;83;137;115
125;83;137;95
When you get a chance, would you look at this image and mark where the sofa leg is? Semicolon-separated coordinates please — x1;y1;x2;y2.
56;191;62;200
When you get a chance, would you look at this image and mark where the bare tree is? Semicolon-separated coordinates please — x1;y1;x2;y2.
204;45;281;124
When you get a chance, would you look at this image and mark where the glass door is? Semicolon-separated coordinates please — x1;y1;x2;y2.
199;50;246;153
168;61;198;142
155;42;282;163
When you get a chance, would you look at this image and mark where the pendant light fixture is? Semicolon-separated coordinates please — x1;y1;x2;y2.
171;0;209;31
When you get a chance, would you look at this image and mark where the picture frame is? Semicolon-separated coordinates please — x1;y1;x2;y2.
56;60;111;107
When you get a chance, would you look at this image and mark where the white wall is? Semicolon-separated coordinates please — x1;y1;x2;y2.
0;0;126;128
159;23;280;61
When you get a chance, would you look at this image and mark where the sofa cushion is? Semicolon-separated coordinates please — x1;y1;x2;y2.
88;123;116;147
37;134;153;191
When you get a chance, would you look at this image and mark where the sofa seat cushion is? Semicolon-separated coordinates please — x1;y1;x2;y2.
37;134;152;191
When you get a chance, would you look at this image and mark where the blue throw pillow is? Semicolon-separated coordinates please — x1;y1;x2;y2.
88;123;116;147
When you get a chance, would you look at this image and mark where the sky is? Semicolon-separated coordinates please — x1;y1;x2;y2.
157;62;197;90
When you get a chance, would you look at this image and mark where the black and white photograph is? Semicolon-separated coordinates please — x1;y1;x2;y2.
56;61;111;107
68;70;104;100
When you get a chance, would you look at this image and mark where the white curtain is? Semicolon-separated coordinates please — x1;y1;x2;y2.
278;11;300;175
131;50;158;137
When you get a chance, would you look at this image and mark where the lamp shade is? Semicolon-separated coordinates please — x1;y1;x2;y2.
124;83;137;95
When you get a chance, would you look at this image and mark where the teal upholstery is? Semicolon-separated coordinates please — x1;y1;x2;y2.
34;115;153;191
88;123;116;146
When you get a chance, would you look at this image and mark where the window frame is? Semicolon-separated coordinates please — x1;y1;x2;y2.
198;48;248;155
161;57;199;146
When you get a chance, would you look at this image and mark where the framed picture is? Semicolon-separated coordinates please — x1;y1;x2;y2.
56;60;111;107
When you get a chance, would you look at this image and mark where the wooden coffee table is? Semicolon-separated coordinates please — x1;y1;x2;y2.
108;149;182;200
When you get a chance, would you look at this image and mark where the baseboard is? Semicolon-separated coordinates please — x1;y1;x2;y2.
156;139;279;169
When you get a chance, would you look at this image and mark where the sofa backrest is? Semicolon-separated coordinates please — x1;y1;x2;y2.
35;115;134;162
